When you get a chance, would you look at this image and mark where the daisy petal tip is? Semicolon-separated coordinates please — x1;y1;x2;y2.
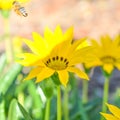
32;31;39;36
35;79;40;84
106;103;111;108
84;76;89;81
99;112;103;115
99;112;106;117
105;103;109;106
68;26;74;32
56;24;61;28
87;78;90;81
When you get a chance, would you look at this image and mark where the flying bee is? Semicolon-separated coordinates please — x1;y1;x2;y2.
12;1;28;17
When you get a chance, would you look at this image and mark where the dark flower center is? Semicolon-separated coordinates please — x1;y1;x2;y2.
101;56;116;64
45;56;69;70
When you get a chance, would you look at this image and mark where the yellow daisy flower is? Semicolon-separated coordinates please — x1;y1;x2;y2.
0;0;29;10
100;103;120;120
17;26;91;86
86;35;120;74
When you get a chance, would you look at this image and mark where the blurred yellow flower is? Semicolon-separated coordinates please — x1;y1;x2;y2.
85;35;120;74
17;26;91;86
0;0;29;10
100;103;120;120
13;36;23;54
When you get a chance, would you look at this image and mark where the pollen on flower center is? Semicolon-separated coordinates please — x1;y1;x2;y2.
101;56;116;64
45;56;69;70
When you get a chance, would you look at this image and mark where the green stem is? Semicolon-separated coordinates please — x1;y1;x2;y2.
100;75;110;120
63;87;69;120
45;99;50;120
57;86;61;120
82;80;88;104
3;17;13;63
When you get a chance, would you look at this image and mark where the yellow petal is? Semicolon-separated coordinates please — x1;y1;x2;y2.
51;39;71;57
68;37;87;53
54;25;63;39
35;67;54;83
85;59;102;68
103;64;114;74
58;70;69;87
70;46;92;59
106;103;120;119
16;53;41;66
115;63;120;70
100;113;119;120
24;67;43;80
44;27;54;46
69;46;93;65
101;35;112;48
32;32;48;56
23;39;41;55
44;26;63;51
91;39;100;48
113;34;120;46
77;38;89;49
67;67;89;80
32;32;46;48
63;26;73;44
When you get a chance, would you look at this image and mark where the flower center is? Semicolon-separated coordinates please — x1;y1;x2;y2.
101;56;116;64
44;56;69;70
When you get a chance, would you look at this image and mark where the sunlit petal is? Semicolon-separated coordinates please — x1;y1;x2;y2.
35;67;54;83
24;66;43;80
103;64;114;74
63;26;73;44
58;70;69;86
67;67;89;80
106;103;120;119
16;53;41;66
100;113;119;120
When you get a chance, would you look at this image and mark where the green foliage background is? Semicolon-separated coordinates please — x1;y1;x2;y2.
0;53;120;120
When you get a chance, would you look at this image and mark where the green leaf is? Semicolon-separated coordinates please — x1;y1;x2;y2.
0;54;7;75
27;81;43;118
40;78;54;99
8;99;18;120
17;102;33;120
0;94;6;120
0;63;23;94
85;98;101;120
84;98;101;111
78;98;88;120
51;72;61;86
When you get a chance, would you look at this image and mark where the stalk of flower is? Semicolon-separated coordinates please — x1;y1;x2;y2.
85;35;120;120
81;41;97;104
100;103;120;120
82;65;91;104
63;86;69;120
13;36;24;59
3;17;14;63
17;26;93;120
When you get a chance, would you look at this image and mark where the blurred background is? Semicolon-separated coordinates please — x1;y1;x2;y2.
0;1;120;119
0;0;120;97
1;0;120;51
